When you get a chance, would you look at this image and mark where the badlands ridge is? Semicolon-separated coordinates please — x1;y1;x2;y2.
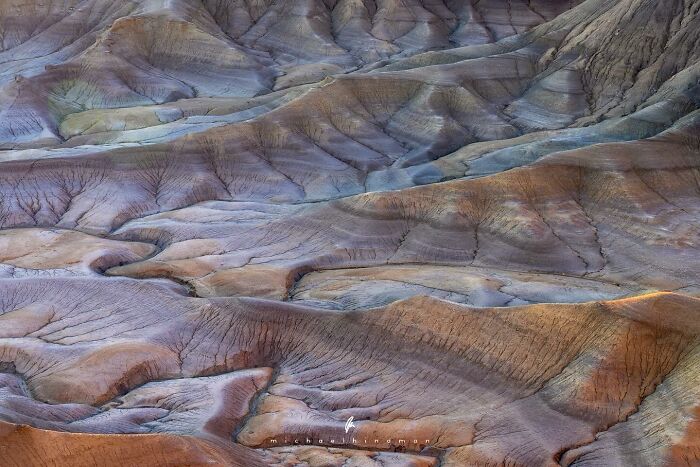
0;0;699;465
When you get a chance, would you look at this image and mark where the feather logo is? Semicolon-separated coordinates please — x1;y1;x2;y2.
344;416;356;434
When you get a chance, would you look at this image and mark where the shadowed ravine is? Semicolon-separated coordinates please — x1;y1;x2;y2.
0;1;699;466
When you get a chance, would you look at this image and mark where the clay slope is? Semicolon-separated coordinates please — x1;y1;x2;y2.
0;282;698;466
0;0;699;466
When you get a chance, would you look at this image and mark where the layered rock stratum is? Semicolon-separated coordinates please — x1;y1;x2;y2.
0;0;699;466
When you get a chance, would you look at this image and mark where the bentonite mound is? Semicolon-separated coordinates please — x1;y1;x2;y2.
0;1;699;466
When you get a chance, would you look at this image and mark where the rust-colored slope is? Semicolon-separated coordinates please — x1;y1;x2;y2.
107;131;700;302
0;283;698;465
0;421;243;466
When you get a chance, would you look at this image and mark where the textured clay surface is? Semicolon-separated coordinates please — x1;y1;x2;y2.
0;1;699;466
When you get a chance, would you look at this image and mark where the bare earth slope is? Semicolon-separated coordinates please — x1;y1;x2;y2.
0;1;699;466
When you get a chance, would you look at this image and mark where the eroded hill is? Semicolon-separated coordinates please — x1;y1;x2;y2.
0;1;699;466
